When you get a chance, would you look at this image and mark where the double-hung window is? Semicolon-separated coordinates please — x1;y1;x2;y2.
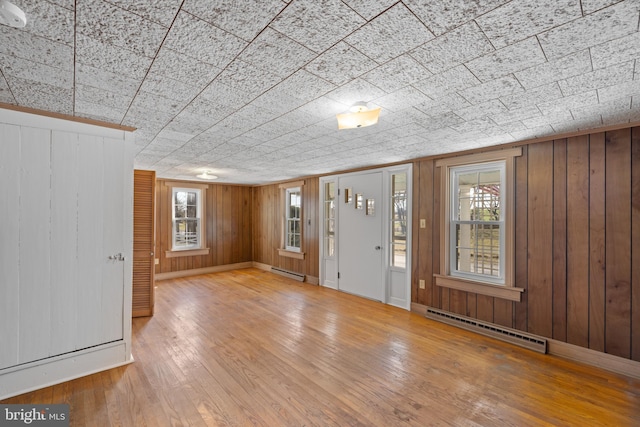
435;148;523;301
172;187;201;250
285;187;301;252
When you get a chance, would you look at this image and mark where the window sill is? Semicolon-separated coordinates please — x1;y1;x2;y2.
434;274;524;302
278;249;305;260
166;248;210;258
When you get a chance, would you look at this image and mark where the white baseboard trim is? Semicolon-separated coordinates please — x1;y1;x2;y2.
155;262;254;281
0;342;133;400
410;302;640;380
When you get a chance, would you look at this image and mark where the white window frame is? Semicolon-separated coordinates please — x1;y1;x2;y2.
278;180;305;259
164;182;209;258
285;186;302;252
435;148;523;302
172;187;202;251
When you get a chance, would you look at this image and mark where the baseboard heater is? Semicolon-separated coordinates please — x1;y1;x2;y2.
425;307;547;354
270;267;305;282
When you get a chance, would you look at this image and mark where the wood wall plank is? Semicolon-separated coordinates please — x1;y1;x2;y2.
553;139;567;341
432;166;442;309
514;145;528;331
604;129;632;358
589;133;606;353
526;141;554;337
18;127;52;363
566;135;589;347
0;124;21;369
632;128;640;362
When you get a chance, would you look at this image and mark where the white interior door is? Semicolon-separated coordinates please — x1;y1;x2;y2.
338;172;384;301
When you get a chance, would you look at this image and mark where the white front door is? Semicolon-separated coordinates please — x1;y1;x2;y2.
338;172;384;301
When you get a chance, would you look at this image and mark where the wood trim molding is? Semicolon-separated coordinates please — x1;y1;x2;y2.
410;302;640;380
165;248;210;258
278;180;305;189
0;102;136;132
435;147;522;167
155;262;253;281
163;181;210;191
277;249;305;259
434;274;524;302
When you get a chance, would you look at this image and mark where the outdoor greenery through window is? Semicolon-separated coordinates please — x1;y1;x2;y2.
285;187;301;252
451;162;504;284
391;173;407;268
172;187;201;250
324;182;335;257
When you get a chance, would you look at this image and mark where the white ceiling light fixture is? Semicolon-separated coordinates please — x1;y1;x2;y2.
197;170;218;180
0;0;26;28
336;101;381;130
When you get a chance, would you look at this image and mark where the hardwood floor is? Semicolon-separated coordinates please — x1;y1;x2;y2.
3;268;640;426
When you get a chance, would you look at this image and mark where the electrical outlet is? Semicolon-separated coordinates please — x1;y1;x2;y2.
420;219;426;228
419;279;425;289
155;258;159;265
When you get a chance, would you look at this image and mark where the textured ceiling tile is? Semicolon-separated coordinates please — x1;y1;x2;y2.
514;49;592;89
238;27;316;78
199;80;253;111
275;69;336;101
0;76;15;104
215;59;282;99
105;0;181;26
500;82;563;110
325;78;387;106
521;110;574;128
582;0;623;14
183;0;285;41
251;90;306;115
75;84;132;110
271;0;365;53
304;42;377;86
571;96;631;120
17;0;74;45
558;61;634;96
454;99;508;121
149;47;222;88
490;105;541;125
341;0;397;20
361;55;431;93
182;97;231;124
345;3;434;64
537;91;598;115
6;74;72;101
75;99;127;123
165;111;221;135
590;31;640;70
0;26;72;71
420;111;464;131
413;65;481;99
75;63;139;96
1;55;73;89
466;37;547;83
410;22;494;74
131;91;188;115
372;86;433;112
476;0;581;49
598;80;640;103
413;93;471;116
460;75;524;104
12;85;73;115
156;129;195;143
538;1;640;60
404;0;510;35
75;34;152;80
139;72;202;103
509;124;555;140
163;11;246;67
45;0;74;9
76;0;167;58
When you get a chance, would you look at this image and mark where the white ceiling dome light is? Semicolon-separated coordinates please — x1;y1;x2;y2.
0;0;26;28
336;102;381;130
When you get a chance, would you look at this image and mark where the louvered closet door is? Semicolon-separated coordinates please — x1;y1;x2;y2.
133;170;156;317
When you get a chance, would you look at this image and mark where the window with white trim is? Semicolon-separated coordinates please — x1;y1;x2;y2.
435;148;523;302
285;186;301;252
172;187;202;251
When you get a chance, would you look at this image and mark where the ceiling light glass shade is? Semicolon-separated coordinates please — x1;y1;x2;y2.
336;103;381;130
197;171;218;180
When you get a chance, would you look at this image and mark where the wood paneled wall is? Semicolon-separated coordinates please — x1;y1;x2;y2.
155;180;253;274
413;126;640;361
252;178;320;280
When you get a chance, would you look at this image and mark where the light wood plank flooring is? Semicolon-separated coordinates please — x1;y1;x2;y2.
3;268;640;426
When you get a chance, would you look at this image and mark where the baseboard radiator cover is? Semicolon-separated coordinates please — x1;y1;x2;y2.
271;267;305;282
425;307;547;354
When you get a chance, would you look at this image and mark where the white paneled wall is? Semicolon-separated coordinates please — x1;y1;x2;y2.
0;109;134;399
